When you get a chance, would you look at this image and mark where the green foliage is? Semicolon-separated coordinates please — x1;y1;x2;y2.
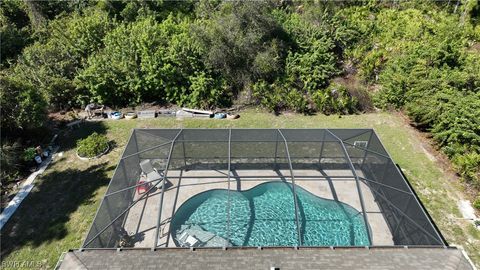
22;147;37;162
78;15;226;108
76;132;109;158
280;12;339;92
0;73;47;132
184;72;230;109
0;0;31;67
9;8;114;109
248;9;347;114
0;21;30;67
193;1;286;92
342;5;480;186
474;197;480;210
97;0;195;22
252;80;307;114
453;152;480;187
312;84;358;115
2;0;480;188
0;140;23;186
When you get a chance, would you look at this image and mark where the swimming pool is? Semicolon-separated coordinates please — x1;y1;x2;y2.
170;181;370;247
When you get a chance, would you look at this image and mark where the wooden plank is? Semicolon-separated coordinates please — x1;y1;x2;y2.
182;107;213;115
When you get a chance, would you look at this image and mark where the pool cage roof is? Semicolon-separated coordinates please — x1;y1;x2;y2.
83;128;446;249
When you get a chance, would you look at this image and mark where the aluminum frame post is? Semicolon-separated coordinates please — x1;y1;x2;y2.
226;129;232;247
154;129;183;249
326;129;372;245
278;129;303;246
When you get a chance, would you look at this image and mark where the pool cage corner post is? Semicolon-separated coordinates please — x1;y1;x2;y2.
277;129;302;247
181;132;187;171
360;130;374;168
274;131;279;169
326;129;372;246
132;129;139;157
153;129;183;249
318;130;327;169
225;128;232;247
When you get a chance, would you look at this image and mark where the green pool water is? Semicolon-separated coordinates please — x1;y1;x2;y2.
171;181;370;247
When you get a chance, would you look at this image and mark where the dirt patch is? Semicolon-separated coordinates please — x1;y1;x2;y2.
420;145;437;162
468;42;480;53
1;180;23;211
332;74;374;112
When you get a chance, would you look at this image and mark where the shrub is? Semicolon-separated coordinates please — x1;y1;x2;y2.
343;5;480;187
473;197;480;210
9;9;114;110
22;147;36;162
0;73;48;132
0;140;24;186
252;81;285;113
282;12;339;93
252;80;311;114
76;132;109;158
182;71;231;109
193;1;286;92
312;84;358;115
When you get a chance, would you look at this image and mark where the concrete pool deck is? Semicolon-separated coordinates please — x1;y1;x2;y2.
123;169;394;248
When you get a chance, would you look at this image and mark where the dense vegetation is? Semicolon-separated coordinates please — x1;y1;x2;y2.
1;0;479;204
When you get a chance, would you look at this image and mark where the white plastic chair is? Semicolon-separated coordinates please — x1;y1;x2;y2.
139;159;163;183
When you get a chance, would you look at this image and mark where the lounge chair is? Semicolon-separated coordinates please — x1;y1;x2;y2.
178;231;200;247
139;159;163;182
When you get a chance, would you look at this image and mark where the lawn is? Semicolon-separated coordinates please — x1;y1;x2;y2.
1;110;478;269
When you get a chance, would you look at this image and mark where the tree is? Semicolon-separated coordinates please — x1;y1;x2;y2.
0;0;31;67
78;15;228;108
193;1;288;95
0;72;47;132
10;8;114;109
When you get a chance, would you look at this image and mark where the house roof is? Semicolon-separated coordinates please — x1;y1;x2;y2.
57;247;474;270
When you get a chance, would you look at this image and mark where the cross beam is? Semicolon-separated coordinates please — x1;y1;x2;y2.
225;129;232;246
153;129;183;249
326;129;372;245
278;129;303;246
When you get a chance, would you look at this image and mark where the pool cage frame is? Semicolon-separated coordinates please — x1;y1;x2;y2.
82;128;447;249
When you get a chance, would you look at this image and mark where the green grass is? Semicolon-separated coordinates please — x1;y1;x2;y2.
1;110;478;268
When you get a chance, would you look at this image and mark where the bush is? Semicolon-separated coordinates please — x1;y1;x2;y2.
0;73;47;132
0;140;24;186
193;1;286;92
312;84;358;115
473;197;480;210
78;15;230;108
281;12;339;93
252;80;311;114
8;9;114;110
183;72;231;109
76;132;109;158
22;147;36;162
342;5;480;187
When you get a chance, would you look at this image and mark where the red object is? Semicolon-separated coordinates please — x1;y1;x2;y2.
136;179;151;195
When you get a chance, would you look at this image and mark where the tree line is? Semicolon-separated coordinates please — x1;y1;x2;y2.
1;0;479;203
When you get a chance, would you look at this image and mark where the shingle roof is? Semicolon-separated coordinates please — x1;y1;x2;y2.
57;247;474;270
